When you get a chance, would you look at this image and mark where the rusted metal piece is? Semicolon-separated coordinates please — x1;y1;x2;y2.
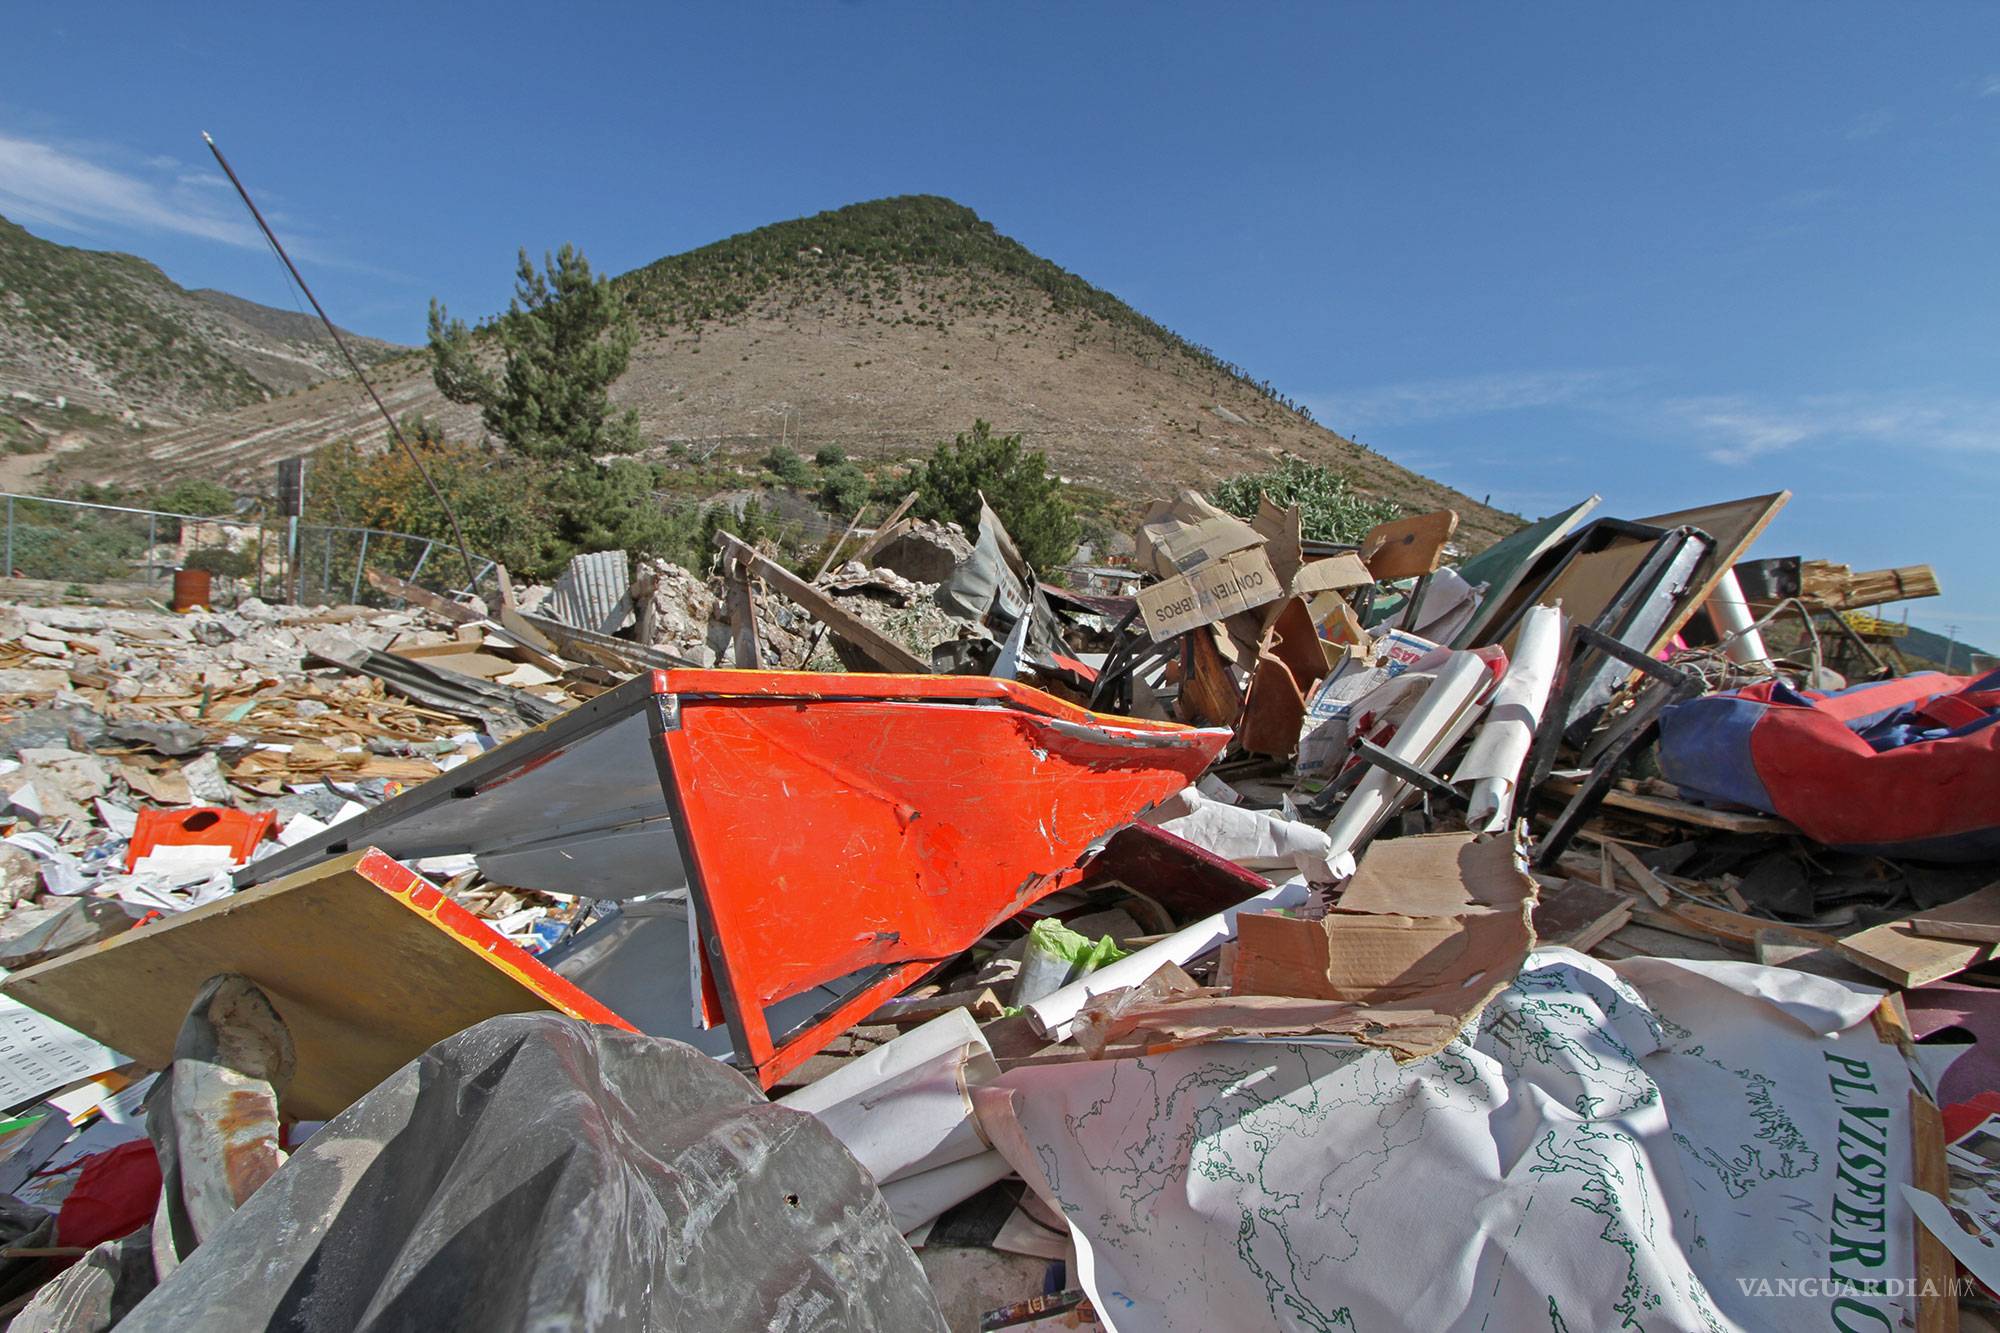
148;974;295;1274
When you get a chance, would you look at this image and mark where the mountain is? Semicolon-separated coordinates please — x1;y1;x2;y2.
9;197;1517;546
1899;622;1993;673
0;215;402;434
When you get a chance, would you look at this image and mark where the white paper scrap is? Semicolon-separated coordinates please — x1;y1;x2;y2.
0;984;123;1108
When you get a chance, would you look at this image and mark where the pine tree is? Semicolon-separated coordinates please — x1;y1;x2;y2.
906;420;1080;570
427;245;641;464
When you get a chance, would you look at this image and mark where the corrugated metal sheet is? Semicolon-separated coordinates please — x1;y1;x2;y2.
547;549;633;635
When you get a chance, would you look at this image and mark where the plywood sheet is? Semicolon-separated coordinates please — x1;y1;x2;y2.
1501;537;1655;654
1;849;630;1119
1838;882;2000;988
1636;491;1790;646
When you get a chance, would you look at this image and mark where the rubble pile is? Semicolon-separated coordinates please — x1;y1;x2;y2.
0;487;1990;1332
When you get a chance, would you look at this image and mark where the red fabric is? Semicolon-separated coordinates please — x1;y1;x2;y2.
56;1139;161;1248
1741;673;2000;850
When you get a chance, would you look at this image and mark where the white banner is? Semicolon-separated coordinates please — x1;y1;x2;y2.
989;949;1915;1332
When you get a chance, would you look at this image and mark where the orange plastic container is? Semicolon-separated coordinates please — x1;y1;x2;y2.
125;807;278;873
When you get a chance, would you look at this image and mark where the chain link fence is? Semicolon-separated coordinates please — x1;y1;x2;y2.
0;493;496;607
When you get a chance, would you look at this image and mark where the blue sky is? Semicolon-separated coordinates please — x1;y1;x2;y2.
6;5;1998;645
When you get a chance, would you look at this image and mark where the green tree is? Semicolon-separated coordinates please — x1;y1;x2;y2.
761;445;812;487
817;461;870;514
905;420;1079;570
1210;457;1401;544
813;444;847;468
427;244;640;464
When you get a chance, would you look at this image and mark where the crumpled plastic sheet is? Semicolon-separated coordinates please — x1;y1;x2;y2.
119;1014;946;1333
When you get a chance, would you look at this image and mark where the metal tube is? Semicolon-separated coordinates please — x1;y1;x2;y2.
350;529;370;605
1706;568;1772;667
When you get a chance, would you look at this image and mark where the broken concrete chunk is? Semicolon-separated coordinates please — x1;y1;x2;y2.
0;668;72;696
177;753;233;806
106;719;208;757
0;845;40;908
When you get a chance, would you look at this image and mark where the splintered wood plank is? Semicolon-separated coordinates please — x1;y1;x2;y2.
1602;840;1673;907
1909;1087;1961;1333
1532;879;1633;952
1541;778;1799;834
1178;624;1243;727
1837;882;2000;988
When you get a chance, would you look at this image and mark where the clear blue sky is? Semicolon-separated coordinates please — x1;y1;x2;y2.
6;6;1997;645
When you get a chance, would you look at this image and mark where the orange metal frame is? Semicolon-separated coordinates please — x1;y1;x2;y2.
646;670;1226;1086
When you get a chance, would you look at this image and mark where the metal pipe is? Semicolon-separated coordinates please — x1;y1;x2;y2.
349;529;370;605
1706;568;1772;667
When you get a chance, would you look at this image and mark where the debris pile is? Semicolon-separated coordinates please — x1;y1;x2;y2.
0;484;1989;1331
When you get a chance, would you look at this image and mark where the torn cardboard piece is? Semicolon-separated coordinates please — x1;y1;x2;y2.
1076;831;1537;1062
1235;598;1332;757
1134;490;1264;579
1291;551;1372;598
1136;546;1282;642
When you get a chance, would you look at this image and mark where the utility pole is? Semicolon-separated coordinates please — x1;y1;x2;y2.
1944;624;1960;673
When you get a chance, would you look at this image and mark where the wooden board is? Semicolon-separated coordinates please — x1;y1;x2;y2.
1635;491;1790;649
1836;882;2000;988
1601;840;1672;907
1178;624;1243;727
1361;510;1459;582
1904;900;2000;945
848;491;919;568
1909;1087;1961;1333
1531;879;1633;951
1503;537;1655;654
1540;778;1800;834
0;849;630;1120
716;533;928;674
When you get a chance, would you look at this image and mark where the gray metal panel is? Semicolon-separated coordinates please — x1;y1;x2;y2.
542;899;857;1058
547;548;633;635
236;676;681;894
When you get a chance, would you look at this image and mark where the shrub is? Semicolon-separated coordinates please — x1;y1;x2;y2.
818;462;870;515
813;444;847;468
1210;457;1401;545
151;478;236;517
183;545;255;580
761;445;812;487
902;420;1079;570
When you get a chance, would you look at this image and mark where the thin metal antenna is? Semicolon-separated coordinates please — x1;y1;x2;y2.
201;131;479;591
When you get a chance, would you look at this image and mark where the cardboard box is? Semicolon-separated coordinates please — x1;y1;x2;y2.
1136;547;1282;642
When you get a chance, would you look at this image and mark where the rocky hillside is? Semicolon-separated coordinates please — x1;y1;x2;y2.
15;198;1516;545
0;215;402;431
